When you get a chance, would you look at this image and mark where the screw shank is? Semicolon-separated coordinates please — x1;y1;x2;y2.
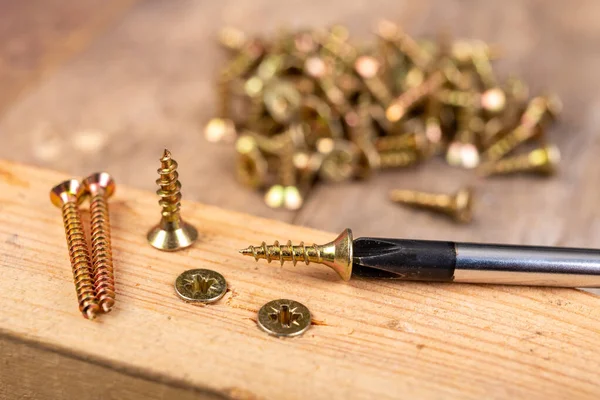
352;237;456;281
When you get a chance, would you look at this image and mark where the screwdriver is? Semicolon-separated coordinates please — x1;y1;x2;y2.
239;229;600;287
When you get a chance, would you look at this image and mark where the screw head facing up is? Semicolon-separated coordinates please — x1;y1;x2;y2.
175;269;227;303
82;172;116;198
257;299;311;337
50;179;86;207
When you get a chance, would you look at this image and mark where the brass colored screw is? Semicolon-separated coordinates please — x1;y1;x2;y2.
316;138;357;182
147;149;198;251
483;96;559;162
386;71;445;122
257;299;311;337
235;135;268;189
389;186;475;223
175;269;227;303
374;132;429;153
239;228;353;281
479;145;560;177
446;108;482;169
83;173;116;313
354;55;392;105
50;180;100;320
376;20;430;69
379;150;419;169
436;87;506;113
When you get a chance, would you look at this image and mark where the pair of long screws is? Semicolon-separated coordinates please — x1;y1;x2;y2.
50;173;115;320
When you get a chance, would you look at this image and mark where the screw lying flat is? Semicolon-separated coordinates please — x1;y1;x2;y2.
175;269;227;303
147;149;198;251
389;186;474;223
478;145;560;177
50;179;100;320
257;299;311;337
83;172;116;313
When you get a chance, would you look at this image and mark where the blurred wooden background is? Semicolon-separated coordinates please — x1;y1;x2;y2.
1;0;599;246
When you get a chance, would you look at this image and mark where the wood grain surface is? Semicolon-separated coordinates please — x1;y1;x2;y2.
0;159;599;400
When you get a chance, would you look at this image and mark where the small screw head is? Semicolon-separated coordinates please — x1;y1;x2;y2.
452;187;475;223
204;118;236;143
257;299;311;337
175;269;227;303
82;172;116;198
50;179;86;207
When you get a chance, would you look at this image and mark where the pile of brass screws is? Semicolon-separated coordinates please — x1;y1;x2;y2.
204;21;561;221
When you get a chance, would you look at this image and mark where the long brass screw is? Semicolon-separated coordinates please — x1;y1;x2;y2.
478;145;560;177
50;179;100;320
376;20;430;69
435;87;506;114
147;149;198;251
389;186;474;223
374;132;429;153
239;229;354;281
354;55;392;105
345;95;380;179
446;107;482;169
483;96;558;162
386;70;445;122
83;172;116;313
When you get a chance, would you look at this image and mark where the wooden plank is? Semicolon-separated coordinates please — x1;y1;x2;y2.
0;159;599;399
0;0;141;116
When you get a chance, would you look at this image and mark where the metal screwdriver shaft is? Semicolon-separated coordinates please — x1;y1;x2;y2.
240;229;600;287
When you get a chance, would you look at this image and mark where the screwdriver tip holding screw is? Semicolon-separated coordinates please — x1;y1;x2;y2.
239;228;354;281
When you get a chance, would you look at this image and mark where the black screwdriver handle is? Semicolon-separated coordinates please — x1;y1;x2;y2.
352;237;456;281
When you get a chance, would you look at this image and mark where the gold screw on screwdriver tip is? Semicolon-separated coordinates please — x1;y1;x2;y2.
389;187;475;223
239;228;354;281
82;172;116;313
50;179;100;320
147;149;198;251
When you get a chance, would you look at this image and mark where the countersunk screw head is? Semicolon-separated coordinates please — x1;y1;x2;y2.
82;172;116;198
257;299;311;337
50;179;86;207
175;269;227;303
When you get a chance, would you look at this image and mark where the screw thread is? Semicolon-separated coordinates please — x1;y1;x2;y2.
89;193;115;312
61;202;99;319
379;150;419;168
240;240;323;266
390;190;451;210
364;77;392;105
480;147;556;176
375;133;419;152
156;149;182;223
386;71;444;122
483;125;535;162
436;89;478;108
